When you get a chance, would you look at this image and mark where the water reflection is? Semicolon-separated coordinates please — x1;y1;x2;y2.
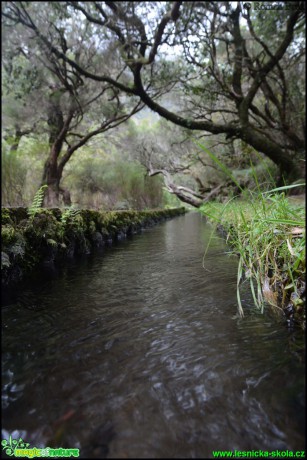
2;212;305;458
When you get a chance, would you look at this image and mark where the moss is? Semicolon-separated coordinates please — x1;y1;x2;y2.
1;231;27;284
62;214;87;244
24;212;60;243
48;208;63;221
1;206;187;286
9;207;28;224
1;208;12;226
88;220;97;234
1;225;17;246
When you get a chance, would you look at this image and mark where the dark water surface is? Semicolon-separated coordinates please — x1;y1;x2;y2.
2;212;305;458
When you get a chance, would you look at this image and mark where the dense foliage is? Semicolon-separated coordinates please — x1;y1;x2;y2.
1;1;305;208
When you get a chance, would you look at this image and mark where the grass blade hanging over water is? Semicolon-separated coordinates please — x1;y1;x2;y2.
262;183;305;194
237;256;244;317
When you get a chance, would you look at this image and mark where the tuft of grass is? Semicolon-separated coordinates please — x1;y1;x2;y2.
196;141;305;326
201;194;305;317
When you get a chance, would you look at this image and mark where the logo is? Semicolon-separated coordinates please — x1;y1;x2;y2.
242;2;304;11
1;435;79;458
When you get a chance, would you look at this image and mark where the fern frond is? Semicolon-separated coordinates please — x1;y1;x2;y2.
61;206;80;225
28;185;48;218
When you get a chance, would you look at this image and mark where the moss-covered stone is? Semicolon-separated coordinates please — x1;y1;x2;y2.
1;208;12;226
3;207;28;225
2;225;17;246
1;206;186;286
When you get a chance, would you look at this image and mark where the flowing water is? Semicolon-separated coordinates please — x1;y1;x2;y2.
1;212;305;458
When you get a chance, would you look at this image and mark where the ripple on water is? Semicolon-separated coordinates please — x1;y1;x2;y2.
1;213;305;456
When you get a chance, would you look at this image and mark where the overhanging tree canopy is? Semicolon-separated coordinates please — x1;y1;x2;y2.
2;2;144;206
2;1;305;203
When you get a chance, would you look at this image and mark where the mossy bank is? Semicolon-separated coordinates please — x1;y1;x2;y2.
1;207;186;287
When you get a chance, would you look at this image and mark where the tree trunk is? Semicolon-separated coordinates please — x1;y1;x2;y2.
42;170;72;207
60;188;72;206
41;89;72;207
168;185;203;207
44;185;60;207
42;159;60;207
242;127;304;182
42;153;71;207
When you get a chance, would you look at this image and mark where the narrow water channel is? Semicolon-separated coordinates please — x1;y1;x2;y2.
2;212;305;458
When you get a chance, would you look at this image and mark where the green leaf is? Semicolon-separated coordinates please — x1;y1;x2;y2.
262;183;305;194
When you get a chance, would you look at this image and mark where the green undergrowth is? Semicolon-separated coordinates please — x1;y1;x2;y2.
201;192;305;328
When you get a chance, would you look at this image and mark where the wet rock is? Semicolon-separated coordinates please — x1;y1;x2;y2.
91;231;104;248
116;231;126;241
76;237;91;255
2;264;23;286
64;240;76;258
41;242;58;264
